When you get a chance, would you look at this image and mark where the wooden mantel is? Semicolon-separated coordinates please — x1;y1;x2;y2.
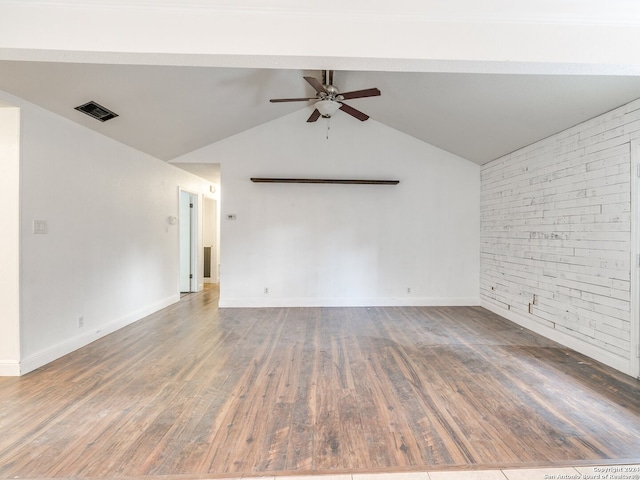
250;178;399;185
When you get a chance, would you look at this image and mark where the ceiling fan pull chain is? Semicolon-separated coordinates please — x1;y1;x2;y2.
326;117;331;139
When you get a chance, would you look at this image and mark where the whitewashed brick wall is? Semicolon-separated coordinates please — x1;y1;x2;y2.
481;98;640;373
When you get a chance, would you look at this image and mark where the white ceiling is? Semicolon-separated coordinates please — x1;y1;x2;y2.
2;60;640;167
2;1;640;170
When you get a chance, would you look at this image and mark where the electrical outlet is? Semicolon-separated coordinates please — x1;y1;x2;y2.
32;220;48;234
78;316;84;328
264;287;269;294
407;287;411;294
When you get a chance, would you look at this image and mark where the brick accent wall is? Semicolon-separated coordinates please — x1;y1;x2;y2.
481;98;640;374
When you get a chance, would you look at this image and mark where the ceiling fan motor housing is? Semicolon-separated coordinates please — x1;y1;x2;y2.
321;85;343;101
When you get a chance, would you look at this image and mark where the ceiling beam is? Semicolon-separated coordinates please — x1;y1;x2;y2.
1;1;640;75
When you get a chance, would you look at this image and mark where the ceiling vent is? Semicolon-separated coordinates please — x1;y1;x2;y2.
74;101;118;122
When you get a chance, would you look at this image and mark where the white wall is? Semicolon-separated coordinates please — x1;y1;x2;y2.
0;103;21;375
481;98;640;377
174;108;480;307
0;90;210;375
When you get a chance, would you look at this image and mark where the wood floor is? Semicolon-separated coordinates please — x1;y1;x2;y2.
1;284;639;479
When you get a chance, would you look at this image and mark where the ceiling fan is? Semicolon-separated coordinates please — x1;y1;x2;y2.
269;70;381;122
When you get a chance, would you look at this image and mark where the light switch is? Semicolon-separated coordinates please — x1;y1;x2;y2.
33;220;48;234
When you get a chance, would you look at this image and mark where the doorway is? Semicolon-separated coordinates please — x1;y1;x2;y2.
179;189;198;293
203;196;219;284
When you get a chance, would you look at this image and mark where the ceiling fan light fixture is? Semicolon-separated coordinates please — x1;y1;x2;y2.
315;100;340;118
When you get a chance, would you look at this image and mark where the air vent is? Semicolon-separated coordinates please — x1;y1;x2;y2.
74;101;118;122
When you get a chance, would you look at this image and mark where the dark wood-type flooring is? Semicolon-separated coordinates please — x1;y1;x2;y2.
1;284;639;479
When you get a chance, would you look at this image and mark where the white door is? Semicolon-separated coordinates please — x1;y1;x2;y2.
179;190;196;293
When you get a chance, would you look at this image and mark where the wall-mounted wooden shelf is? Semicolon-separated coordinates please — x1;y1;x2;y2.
250;178;399;185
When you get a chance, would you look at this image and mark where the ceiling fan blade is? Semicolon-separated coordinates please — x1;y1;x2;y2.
270;97;315;103
307;109;321;122
304;76;328;94
339;102;369;121
339;88;381;100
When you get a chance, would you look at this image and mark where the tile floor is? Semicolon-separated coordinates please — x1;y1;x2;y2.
214;464;640;480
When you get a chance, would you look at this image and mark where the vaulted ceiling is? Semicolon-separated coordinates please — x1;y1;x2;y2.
2;0;640;168
4;61;640;166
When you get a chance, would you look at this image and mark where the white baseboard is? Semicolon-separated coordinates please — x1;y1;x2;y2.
18;294;180;376
0;361;20;376
219;296;481;308
481;299;632;377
